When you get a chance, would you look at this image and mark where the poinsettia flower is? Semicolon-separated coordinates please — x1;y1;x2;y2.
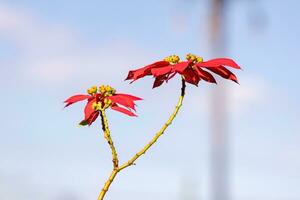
176;55;240;84
126;54;241;88
64;85;142;126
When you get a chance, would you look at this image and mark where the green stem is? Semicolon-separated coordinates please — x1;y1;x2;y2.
97;78;186;200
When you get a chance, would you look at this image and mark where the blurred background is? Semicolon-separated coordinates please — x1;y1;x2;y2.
1;0;299;200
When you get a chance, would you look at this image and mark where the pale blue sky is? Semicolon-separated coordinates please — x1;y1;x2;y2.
0;1;299;200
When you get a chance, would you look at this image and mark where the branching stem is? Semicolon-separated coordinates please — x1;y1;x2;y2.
97;78;186;200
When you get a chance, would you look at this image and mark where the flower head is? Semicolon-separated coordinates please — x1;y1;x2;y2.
64;85;142;126
126;53;241;88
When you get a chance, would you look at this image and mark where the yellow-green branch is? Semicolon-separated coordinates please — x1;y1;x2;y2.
100;109;119;168
97;78;186;200
118;79;186;170
97;169;118;200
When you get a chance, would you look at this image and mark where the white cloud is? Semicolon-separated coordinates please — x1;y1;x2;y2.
0;4;76;50
181;74;270;116
0;4;149;87
229;75;269;113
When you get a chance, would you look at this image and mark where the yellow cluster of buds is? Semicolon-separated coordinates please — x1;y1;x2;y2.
92;102;102;111
87;85;98;95
186;53;203;63
91;99;113;111
103;98;113;109
99;85;116;97
164;55;180;64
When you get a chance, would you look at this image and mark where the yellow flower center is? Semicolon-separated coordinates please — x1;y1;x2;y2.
92;102;102;111
186;53;203;63
87;85;98;95
196;56;203;63
99;85;116;97
103;98;113;109
164;55;180;64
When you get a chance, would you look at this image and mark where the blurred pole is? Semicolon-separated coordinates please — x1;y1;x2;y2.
209;1;230;200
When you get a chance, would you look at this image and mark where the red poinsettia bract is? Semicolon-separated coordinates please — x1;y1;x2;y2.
126;54;241;88
64;85;142;126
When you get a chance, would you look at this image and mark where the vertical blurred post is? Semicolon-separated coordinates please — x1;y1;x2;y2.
209;1;230;200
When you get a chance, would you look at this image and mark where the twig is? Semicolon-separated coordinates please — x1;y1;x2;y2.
97;78;186;200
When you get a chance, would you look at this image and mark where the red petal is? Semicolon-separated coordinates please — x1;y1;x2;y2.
64;95;90;107
151;66;172;77
125;70;135;80
125;61;169;81
152;75;167;88
173;61;191;73
195;67;217;83
113;93;143;101
107;94;136;110
111;105;137;117
87;111;99;125
198;58;241;69
182;68;200;86
206;66;239;83
151;61;170;67
84;98;96;120
166;72;177;82
79;111;99;126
